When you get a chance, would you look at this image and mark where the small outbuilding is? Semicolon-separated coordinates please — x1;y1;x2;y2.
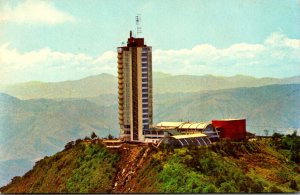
211;119;246;141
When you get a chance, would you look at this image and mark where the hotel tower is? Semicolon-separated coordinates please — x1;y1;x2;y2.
117;31;153;141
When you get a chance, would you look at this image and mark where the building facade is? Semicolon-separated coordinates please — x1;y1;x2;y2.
117;31;153;141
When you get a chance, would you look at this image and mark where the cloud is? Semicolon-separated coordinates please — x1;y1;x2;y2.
0;0;75;24
265;32;300;49
0;32;299;85
0;44;116;84
153;32;300;77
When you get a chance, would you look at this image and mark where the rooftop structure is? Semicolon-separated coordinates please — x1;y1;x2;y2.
154;121;220;141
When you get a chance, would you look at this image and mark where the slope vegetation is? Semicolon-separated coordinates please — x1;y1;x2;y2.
1;135;299;193
0;141;119;193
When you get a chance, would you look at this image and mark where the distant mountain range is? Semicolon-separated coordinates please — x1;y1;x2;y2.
154;84;300;134
0;73;116;99
0;73;300;186
1;72;299;99
0;93;118;161
154;73;300;94
0;93;118;186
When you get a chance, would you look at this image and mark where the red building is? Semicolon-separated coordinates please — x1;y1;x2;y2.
211;119;246;140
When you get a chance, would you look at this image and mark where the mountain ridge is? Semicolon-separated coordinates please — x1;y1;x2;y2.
1;73;299;99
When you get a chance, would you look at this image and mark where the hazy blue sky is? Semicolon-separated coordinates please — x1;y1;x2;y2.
0;0;300;84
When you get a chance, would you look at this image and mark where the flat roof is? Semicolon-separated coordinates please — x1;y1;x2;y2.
156;121;211;129
171;133;207;139
102;140;123;143
179;122;210;129
156;122;184;127
212;118;246;121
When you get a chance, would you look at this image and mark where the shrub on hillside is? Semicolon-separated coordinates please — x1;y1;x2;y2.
64;141;75;150
75;139;82;145
290;180;298;191
271;131;300;163
65;144;119;193
91;132;98;139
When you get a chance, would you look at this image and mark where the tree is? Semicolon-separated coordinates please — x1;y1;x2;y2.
64;141;75;150
263;129;269;137
203;184;217;193
290;136;300;163
269;185;282;193
219;181;238;192
108;134;114;139
290;180;298;191
272;132;283;139
91;132;98;139
75;139;82;145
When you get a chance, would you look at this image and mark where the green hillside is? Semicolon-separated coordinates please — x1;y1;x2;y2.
1;135;299;193
0;141;119;193
0;159;33;190
1;73;299;99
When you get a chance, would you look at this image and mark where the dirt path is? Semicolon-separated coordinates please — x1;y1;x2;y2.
112;144;152;193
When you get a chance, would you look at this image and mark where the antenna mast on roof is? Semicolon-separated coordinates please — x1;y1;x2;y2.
135;14;142;37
